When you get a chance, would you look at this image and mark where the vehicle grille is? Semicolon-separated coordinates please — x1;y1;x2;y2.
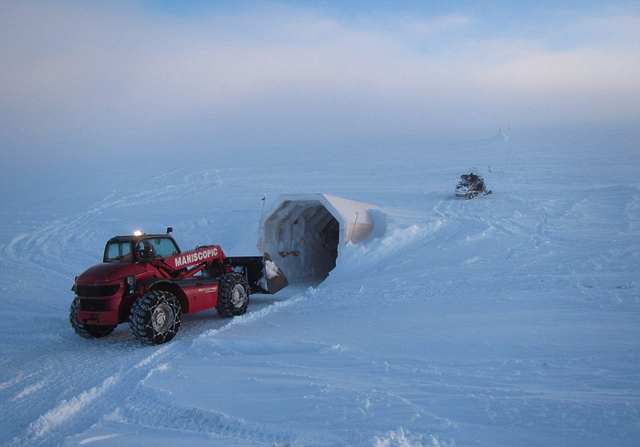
79;298;109;312
76;284;120;297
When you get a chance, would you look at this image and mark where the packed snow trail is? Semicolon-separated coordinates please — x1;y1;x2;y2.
1;129;640;446
0;285;310;447
0;162;313;446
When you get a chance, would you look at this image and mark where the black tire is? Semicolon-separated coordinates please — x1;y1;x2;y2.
216;273;250;318
129;290;182;345
69;297;116;338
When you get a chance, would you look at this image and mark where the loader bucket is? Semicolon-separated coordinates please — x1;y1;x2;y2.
226;255;289;295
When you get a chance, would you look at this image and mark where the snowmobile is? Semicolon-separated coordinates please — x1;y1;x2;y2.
455;169;492;199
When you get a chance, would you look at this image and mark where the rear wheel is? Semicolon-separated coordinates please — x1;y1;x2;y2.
69;297;116;338
129;291;182;344
216;273;250;317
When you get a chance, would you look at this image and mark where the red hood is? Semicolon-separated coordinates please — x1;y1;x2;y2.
77;262;150;284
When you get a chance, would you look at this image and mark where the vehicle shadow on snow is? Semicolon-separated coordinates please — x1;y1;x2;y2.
74;293;293;347
176;293;292;339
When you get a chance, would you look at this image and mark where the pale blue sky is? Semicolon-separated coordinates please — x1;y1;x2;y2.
1;0;639;159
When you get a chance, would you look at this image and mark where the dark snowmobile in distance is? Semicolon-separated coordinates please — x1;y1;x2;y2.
455;169;492;199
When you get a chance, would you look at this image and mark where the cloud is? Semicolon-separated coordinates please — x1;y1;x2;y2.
1;0;639;160
571;12;640;43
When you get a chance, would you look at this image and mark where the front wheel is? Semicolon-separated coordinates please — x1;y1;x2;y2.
216;273;250;318
69;297;116;338
129;291;182;345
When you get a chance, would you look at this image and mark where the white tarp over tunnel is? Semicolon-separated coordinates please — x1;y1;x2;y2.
258;194;385;282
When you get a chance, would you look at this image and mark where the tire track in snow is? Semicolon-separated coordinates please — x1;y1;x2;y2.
6;336;192;446
0;169;224;287
5;289;308;447
198;293;306;339
115;386;297;447
11;379;49;402
101;293;308;446
0;161;305;446
25;375;120;441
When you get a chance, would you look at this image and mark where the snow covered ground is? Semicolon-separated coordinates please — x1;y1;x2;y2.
1;127;639;446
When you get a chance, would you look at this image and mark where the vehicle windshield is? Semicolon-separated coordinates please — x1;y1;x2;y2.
137;237;180;258
104;241;133;262
104;237;180;262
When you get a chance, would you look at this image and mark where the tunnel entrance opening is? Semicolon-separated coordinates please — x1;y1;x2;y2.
262;200;339;283
259;194;384;284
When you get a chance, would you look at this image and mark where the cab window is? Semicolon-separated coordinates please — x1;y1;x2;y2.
104;242;132;262
148;237;180;258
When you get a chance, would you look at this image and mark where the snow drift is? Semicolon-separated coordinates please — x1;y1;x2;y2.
1;127;640;447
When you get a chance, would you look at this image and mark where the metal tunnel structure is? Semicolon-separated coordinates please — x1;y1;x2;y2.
258;194;385;283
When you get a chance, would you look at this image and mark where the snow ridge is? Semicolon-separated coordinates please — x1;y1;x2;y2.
371;427;454;447
25;375;120;441
199;293;307;339
2;129;640;446
116;386;297;446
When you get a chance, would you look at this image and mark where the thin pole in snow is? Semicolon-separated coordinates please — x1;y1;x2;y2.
257;195;267;248
350;211;359;242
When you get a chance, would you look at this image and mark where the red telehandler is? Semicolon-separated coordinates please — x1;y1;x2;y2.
70;228;288;344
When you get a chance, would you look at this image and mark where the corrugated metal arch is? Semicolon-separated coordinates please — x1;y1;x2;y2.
258;194;385;282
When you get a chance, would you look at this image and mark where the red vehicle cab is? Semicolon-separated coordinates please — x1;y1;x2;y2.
70;228;287;344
